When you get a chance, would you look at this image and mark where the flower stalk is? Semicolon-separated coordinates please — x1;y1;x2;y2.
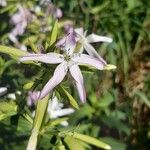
26;95;49;150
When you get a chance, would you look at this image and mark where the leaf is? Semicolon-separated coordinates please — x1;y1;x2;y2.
0;100;18;120
0;59;16;75
27;39;38;53
44;117;69;130
58;86;79;109
99;137;126;150
23;81;34;90
135;91;150;108
22;112;33;124
50;20;58;46
17;115;32;132
103;64;116;70
90;1;110;14
64;135;88;150
0;45;28;58
101;116;130;135
67;132;111;150
99;93;114;108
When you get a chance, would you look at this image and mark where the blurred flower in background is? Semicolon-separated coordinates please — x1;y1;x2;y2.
27;91;40;106
0;87;7;96
0;0;7;7
75;28;112;64
9;6;33;50
40;0;63;19
47;96;74;126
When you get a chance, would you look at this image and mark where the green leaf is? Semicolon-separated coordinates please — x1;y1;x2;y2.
46;117;68;127
17;115;32;132
59;86;79;109
64;135;88;150
0;100;18;120
0;59;16;75
67;132;111;150
90;1;110;14
50;20;58;46
103;64;116;70
42;117;69;133
23;81;34;90
27;39;38;53
0;45;28;58
100;137;126;150
99;93;114;108
135;91;150;108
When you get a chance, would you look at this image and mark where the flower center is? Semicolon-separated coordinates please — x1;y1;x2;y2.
64;54;71;61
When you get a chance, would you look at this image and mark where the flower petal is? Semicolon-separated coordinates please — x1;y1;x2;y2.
84;42;107;64
27;91;40;106
54;108;74;117
0;87;7;96
72;54;105;70
69;64;86;103
20;53;63;64
86;33;112;43
56;30;76;56
40;62;67;99
75;28;84;36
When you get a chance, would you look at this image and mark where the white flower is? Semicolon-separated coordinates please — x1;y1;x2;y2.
0;0;7;7
7;91;21;100
7;93;16;100
75;28;112;65
0;87;7;96
47;96;74;126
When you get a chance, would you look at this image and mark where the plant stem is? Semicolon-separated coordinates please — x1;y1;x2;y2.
26;95;49;150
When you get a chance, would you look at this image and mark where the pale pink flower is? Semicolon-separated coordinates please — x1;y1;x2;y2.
27;91;40;106
20;36;105;103
9;6;32;50
75;28;112;65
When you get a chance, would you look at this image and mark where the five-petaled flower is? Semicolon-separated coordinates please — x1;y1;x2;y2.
20;46;106;103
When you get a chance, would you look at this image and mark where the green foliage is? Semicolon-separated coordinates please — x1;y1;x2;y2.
0;0;150;149
67;132;111;149
50;20;58;46
0;45;28;58
0;100;18;120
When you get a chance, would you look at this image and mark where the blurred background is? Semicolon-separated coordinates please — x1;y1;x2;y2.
0;0;150;149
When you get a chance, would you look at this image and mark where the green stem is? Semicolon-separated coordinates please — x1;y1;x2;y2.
26;95;49;150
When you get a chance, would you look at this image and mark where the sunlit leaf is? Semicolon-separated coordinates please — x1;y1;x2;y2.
67;132;111;150
44;117;68;129
27;39;38;53
59;86;79;109
50;20;58;46
23;82;34;90
0;45;28;58
103;64;116;70
0;100;18;120
64;135;88;150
